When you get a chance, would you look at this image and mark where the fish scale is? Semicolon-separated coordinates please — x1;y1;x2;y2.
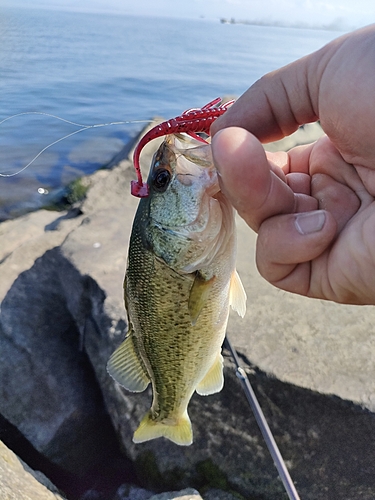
130;253;220;419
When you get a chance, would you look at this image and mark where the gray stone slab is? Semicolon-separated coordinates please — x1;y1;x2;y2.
0;441;66;500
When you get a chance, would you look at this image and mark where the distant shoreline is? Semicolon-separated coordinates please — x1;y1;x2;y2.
219;17;350;32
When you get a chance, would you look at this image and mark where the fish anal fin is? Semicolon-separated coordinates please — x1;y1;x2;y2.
229;270;247;318
196;353;224;396
133;411;193;446
107;332;150;392
188;272;215;325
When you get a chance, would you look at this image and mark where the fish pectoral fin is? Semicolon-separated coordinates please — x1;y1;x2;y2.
188;272;215;325
133;411;193;446
196;353;224;396
107;332;150;392
229;270;247;318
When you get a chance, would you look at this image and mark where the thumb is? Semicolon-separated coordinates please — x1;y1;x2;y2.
212;127;295;231
256;210;337;297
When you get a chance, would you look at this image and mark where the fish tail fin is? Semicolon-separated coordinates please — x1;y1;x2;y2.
133;411;193;446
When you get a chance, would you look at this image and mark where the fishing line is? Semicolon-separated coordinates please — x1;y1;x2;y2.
0;111;153;177
224;336;301;500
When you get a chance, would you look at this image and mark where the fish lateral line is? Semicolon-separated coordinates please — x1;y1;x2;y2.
0;111;154;178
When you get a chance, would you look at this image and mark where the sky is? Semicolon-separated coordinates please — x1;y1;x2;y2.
3;0;375;30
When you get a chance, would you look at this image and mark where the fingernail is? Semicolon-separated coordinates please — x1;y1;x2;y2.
295;211;326;235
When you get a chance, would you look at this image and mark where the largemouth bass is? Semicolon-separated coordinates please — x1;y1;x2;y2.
107;133;246;446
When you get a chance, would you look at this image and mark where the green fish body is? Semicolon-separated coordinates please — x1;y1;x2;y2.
107;134;246;446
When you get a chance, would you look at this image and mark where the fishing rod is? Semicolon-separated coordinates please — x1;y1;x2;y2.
224;336;301;500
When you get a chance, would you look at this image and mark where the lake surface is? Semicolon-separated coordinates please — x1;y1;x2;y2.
0;7;345;220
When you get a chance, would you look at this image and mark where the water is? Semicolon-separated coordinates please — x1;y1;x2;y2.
0;6;344;220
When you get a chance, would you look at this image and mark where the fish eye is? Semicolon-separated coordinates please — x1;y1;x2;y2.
153;168;171;192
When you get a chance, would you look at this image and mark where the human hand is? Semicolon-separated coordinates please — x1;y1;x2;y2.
211;25;375;305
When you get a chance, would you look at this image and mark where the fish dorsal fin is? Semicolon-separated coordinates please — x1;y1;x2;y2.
229;270;247;318
188;272;215;326
107;331;150;392
196;352;224;396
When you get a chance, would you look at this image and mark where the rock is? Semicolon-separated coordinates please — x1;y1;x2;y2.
0;209;138;496
202;489;240;500
0;209;81;300
113;484;154;500
112;485;231;500
1;123;375;499
81;133;375;498
148;489;202;500
229;221;375;411
0;440;66;500
0;245;116;474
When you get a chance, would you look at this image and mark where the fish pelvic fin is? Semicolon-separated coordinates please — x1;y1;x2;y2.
196;352;224;396
107;332;150;392
229;270;247;318
133;411;193;446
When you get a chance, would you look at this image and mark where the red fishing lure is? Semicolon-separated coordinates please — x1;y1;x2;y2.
131;97;234;197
